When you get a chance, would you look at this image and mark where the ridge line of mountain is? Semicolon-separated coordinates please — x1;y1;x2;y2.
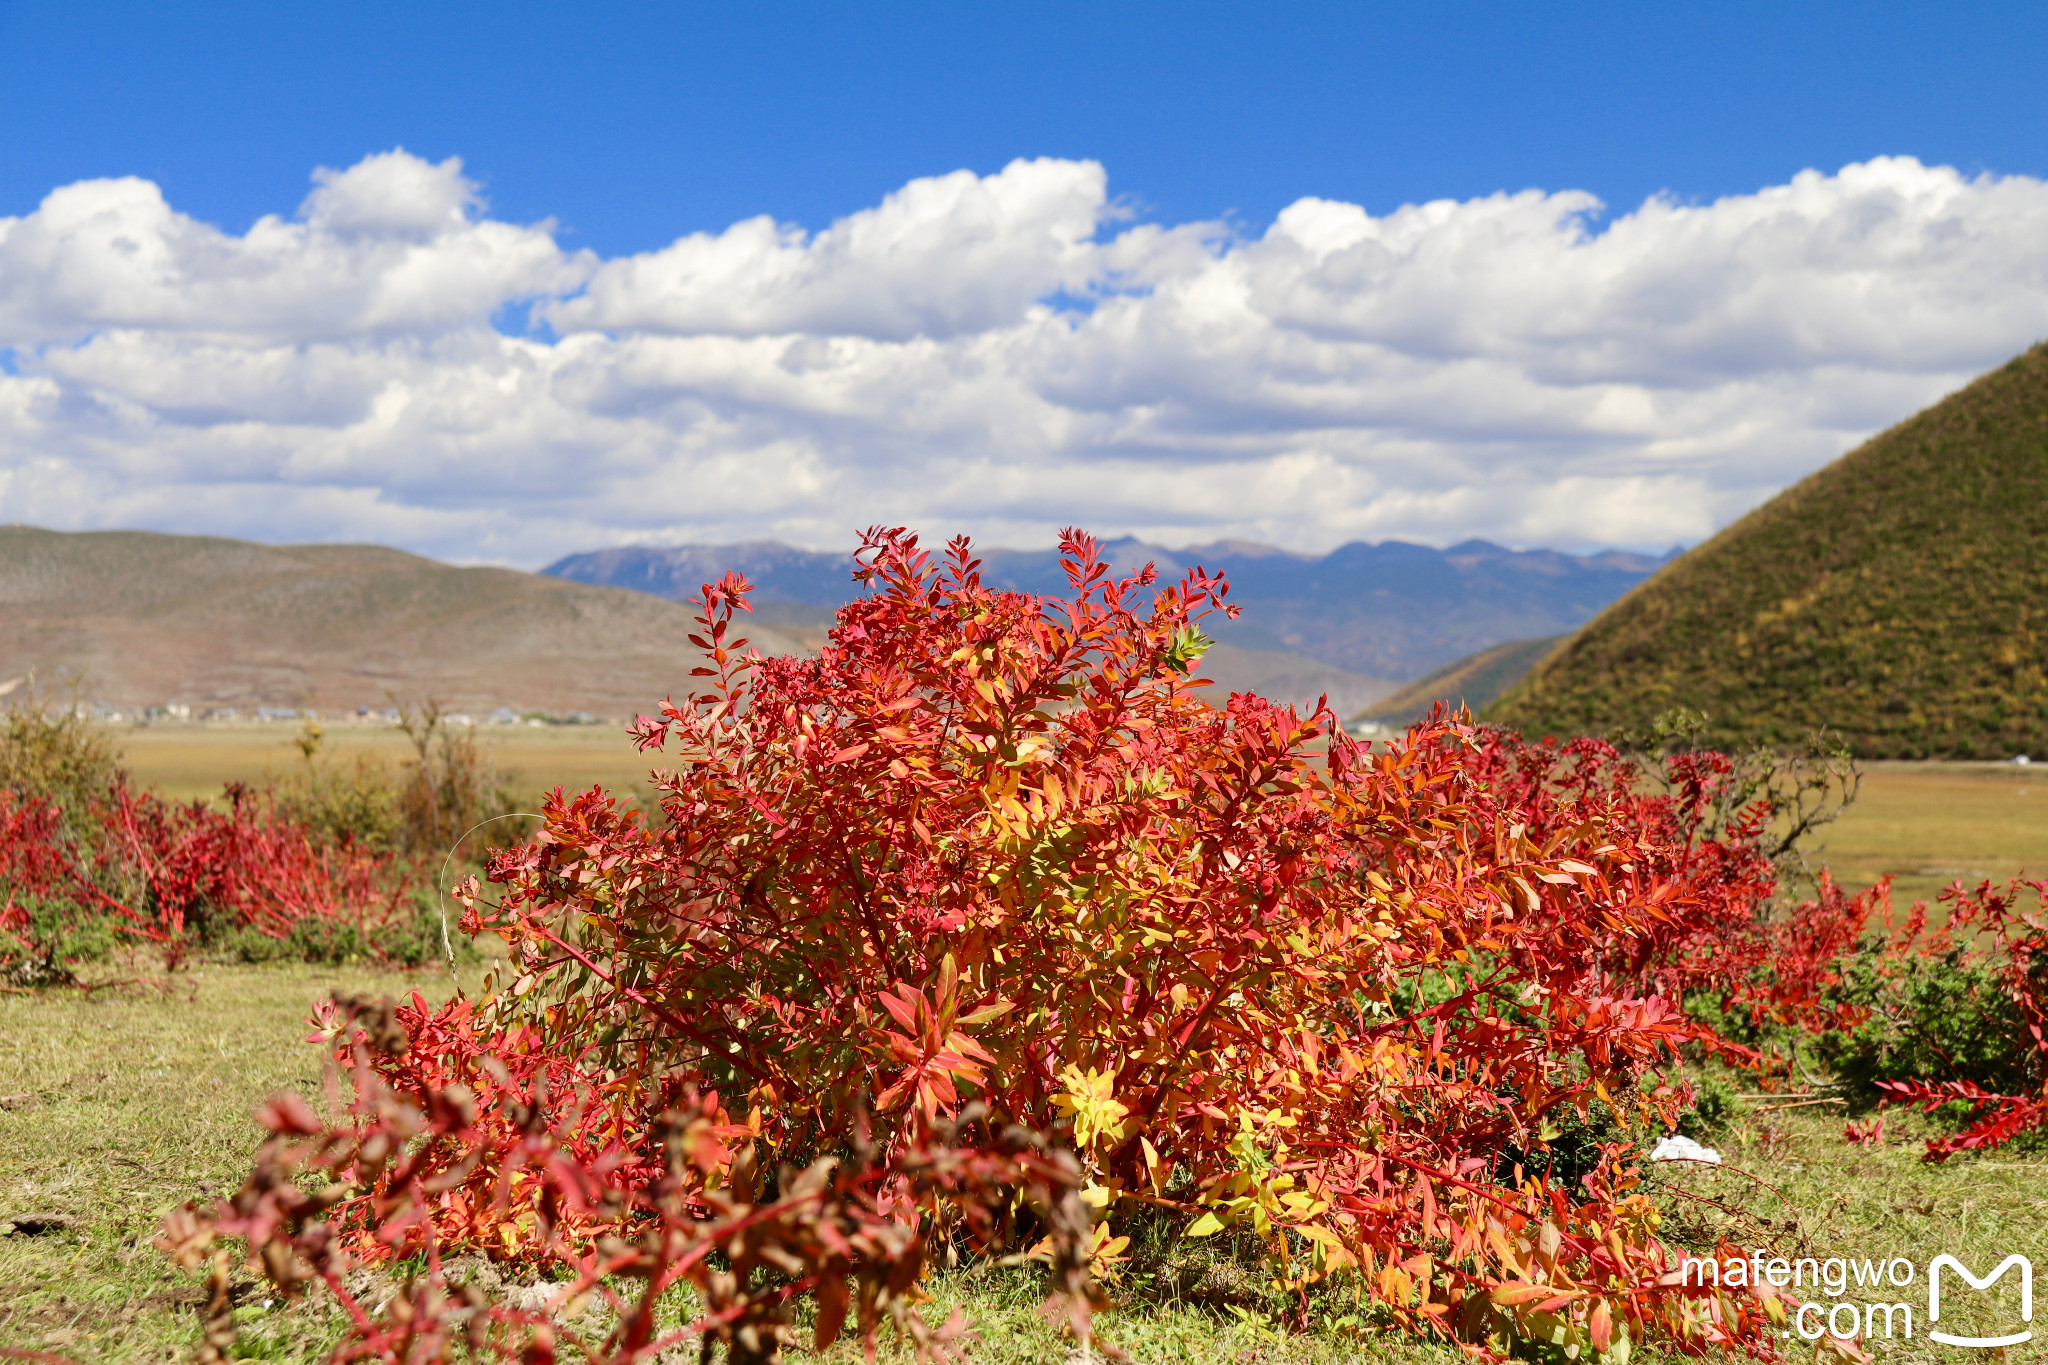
544;535;1670;682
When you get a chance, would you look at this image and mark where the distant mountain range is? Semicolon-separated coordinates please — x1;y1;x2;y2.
0;525;1666;726
544;537;1668;683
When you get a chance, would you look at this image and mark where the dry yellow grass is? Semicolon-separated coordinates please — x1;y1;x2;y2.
1810;760;2045;909
115;721;662;808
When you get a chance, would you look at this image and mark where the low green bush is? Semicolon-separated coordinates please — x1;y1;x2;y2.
0;694;122;835
1673;1069;1744;1142
1819;949;2038;1114
271;747;405;854
215;897;468;969
273;708;532;859
3;893;123;984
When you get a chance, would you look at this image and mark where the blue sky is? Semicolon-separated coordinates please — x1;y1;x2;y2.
2;2;2047;562
5;0;2043;254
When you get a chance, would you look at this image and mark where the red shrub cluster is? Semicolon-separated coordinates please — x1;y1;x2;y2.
1458;733;1883;1045
1874;876;2048;1160
362;528;1821;1360
163;528;1961;1364
1473;725;2048;1166
159;997;1099;1365
0;779;411;977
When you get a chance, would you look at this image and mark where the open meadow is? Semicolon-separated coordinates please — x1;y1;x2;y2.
1811;760;2044;909
116;721;665;812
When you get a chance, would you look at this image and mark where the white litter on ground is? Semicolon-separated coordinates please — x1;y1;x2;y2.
1649;1134;1723;1164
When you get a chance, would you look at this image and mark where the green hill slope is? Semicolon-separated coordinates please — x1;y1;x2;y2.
1491;344;2048;759
1357;637;1559;728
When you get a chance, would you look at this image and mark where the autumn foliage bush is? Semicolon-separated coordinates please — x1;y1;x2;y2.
161;996;1100;1365
1842;877;2048;1160
1473;718;2048;1164
163;527;1961;1365
1460;728;1907;1059
0;754;420;981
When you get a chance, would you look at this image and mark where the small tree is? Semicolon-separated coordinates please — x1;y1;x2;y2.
392;696;523;857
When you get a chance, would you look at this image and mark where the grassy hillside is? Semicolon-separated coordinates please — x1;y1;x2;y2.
0;527;809;717
1492;344;2048;758
1357;636;1558;727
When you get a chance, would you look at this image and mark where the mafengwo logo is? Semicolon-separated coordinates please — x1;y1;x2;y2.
1928;1255;2032;1350
1681;1252;2032;1347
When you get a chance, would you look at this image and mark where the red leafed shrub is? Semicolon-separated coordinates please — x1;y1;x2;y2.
1470;731;2048;1166
359;527;1807;1360
1454;731;1881;1044
1873;876;2048;1160
159;996;1100;1365
0;778;413;980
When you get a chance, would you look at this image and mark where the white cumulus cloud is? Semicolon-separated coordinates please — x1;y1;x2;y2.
0;149;587;346
2;149;2046;565
544;158;1159;341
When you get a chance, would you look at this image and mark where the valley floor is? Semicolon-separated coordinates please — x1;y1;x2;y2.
118;724;2046;913
1816;760;2044;909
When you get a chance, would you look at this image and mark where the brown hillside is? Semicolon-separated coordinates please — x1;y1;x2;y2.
1193;643;1394;719
0;527;809;716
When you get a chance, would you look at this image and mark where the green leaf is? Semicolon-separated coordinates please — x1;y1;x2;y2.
1186;1211;1228;1237
1162;625;1214;674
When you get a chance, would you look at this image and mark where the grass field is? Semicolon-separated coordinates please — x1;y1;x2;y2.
0;964;468;1362
116;721;663;809
115;724;2045;911
1812;760;2044;909
5;965;2044;1364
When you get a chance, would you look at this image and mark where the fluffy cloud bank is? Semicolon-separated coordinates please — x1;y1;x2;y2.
3;149;2046;564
